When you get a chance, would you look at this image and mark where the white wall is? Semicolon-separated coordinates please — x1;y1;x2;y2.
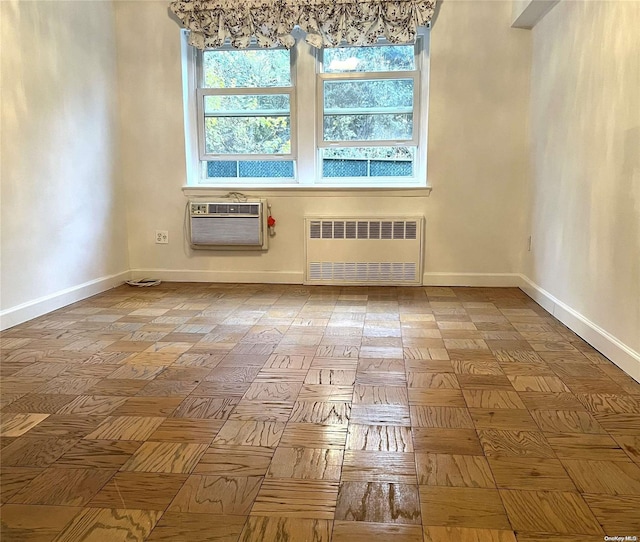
525;0;640;376
114;0;531;284
0;1;130;327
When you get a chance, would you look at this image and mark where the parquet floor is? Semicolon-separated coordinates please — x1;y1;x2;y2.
1;283;639;542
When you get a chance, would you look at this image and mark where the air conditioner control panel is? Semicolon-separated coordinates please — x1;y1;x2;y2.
189;202;261;217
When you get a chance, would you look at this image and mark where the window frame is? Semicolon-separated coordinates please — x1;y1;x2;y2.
195;46;297;163
181;29;430;188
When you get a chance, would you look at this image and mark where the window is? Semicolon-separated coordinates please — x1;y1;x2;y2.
182;31;429;187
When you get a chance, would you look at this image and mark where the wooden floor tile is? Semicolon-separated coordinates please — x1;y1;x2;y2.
346;424;413;452
591;412;640;435
107;364;165;381
462;390;525;409
212;421;286;448
478;430;555;458
298;385;354;403
1;437;78;467
89;472;187;510
457;375;514;391
0;467;46;503
289;402;351;425
243;382;302;402
84;416;165;441
120;441;208;473
147;512;246;541
252;479;339;519
0;413;50;437
507;376;569;393
561;459;640;495
169;474;262;515
413;428;483;455
423;526;517;542
147;418;223;443
3;394;76;414
408;389;466;407
499;490;603;535
407;373;459;389
487;456;576;491
416;453;495;487
171;396;238;419
333;521;424;541
10;467;114;506
614;435;640;464
110;397;182;417
349;404;411;426
279;423;348;450
335;481;421;523
409;406;474;428
0;504;82;541
51;508;162;542
529;410;605;434
228;401;293;422
56;395;128;416
576;393;640;414
304;369;356;385
239;516;332;542
53;440;142;469
544;432;631;461
342;451;416;483
470;409;538;431
419;486;510;529
518;392;587;411
25;414;106;439
85;379;147;396
512;534;593;542
353;385;408;405
194;444;274;476
582;494;640;531
267;447;343;480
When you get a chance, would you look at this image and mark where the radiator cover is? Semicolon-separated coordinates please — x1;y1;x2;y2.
304;217;424;285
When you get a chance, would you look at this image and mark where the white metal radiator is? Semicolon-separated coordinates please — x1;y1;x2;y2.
189;200;268;250
304;217;424;285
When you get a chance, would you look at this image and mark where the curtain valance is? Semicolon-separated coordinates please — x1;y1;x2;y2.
169;0;436;49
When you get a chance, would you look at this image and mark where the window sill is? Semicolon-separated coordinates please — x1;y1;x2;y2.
182;185;432;197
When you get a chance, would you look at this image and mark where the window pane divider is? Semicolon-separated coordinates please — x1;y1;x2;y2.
201;153;295;161
324;106;413;115
204;111;290;118
199;87;293;96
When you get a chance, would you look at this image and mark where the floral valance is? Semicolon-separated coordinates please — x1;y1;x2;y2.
169;0;436;49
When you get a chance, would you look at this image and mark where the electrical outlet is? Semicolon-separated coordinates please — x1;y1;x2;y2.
155;230;169;244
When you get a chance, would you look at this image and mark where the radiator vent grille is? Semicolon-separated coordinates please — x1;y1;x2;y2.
309;220;418;240
309;262;417;282
305;216;424;286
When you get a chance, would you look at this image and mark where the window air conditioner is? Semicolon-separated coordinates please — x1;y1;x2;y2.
188;199;268;250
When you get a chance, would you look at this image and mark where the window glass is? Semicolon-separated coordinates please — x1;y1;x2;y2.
323;45;415;73
202;49;291;88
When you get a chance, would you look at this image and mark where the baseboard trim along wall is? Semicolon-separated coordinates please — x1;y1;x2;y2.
519;275;640;383
130;269;304;285
422;272;523;287
0;270;131;331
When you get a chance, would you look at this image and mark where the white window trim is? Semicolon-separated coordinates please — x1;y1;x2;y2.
180;30;431;189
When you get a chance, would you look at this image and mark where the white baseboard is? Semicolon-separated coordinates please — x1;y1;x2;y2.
130;269;304;285
519;275;640;383
423;272;523;287
0;270;131;331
